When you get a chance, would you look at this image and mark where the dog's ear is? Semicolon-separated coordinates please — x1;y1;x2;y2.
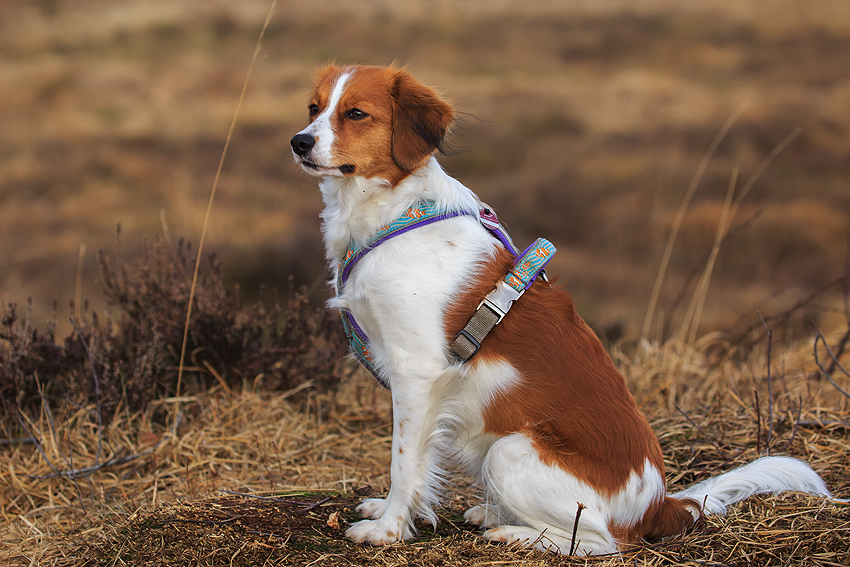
391;70;454;172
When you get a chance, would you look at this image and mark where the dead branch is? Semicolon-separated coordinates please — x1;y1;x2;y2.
8;401;60;476
27;446;159;480
796;420;850;430
569;502;586;556
0;437;35;446
809;317;850;401
820;323;850;379
727;277;846;349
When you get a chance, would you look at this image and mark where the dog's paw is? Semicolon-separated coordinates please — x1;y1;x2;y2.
345;518;407;545
483;525;529;544
355;498;387;520
464;505;500;528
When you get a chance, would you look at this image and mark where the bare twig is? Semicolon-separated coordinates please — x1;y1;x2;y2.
796;420;850;430
69;317;103;464
809;318;850;401
569;502;586;556
9;403;60;476
26;447;159;480
0;437;35;446
758;312;774;453
75;244;86;321
674;402;729;460
728;277;846;348
38;383;90;513
160;208;190;285
821;324;850;378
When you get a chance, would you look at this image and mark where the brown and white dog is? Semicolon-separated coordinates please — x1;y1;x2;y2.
289;64;830;555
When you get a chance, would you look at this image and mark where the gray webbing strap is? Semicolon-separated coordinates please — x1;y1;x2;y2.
450;280;524;362
449;238;556;363
449;303;502;361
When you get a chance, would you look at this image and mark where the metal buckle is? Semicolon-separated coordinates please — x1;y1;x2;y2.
477;280;523;324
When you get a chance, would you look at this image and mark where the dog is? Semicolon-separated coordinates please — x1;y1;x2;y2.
289;63;832;555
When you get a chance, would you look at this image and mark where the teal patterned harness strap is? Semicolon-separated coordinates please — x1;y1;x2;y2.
504;238;557;292
336;201;474;295
336;201;479;387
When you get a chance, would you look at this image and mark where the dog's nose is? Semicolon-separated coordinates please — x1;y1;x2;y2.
290;133;316;156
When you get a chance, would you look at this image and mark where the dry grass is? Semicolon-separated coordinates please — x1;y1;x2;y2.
2;331;849;566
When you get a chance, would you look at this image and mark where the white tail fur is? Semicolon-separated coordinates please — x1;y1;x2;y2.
671;456;831;515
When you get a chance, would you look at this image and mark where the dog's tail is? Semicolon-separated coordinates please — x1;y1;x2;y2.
671;456;831;515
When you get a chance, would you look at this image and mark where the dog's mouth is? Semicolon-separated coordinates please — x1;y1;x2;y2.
299;159;356;176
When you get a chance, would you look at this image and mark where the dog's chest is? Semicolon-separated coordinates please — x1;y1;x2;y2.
334;221;491;356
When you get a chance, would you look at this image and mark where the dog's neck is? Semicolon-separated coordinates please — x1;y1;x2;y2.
318;157;481;263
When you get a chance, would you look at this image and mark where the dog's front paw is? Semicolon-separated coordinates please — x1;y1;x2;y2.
345;518;407;545
355;497;387;520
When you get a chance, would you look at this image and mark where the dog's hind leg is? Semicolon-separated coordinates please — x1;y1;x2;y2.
476;433;663;556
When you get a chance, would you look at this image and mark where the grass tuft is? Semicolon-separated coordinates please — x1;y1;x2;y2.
1;229;347;423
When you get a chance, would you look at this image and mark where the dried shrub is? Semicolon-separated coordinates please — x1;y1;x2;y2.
0;229;346;422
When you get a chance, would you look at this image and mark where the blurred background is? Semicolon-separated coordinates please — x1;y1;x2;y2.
1;0;848;342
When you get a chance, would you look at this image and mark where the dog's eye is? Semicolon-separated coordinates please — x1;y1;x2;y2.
308;104;319;116
346;108;368;120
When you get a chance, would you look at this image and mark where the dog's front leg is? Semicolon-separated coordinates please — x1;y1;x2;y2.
346;374;444;545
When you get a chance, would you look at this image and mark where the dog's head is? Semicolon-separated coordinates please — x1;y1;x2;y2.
290;64;454;186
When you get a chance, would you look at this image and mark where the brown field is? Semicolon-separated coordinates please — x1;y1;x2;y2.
2;0;850;566
2;0;849;338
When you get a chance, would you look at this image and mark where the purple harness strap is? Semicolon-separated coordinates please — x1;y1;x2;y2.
336;201;526;389
339;210;474;287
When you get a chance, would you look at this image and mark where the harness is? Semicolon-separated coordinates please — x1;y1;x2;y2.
336;200;555;388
